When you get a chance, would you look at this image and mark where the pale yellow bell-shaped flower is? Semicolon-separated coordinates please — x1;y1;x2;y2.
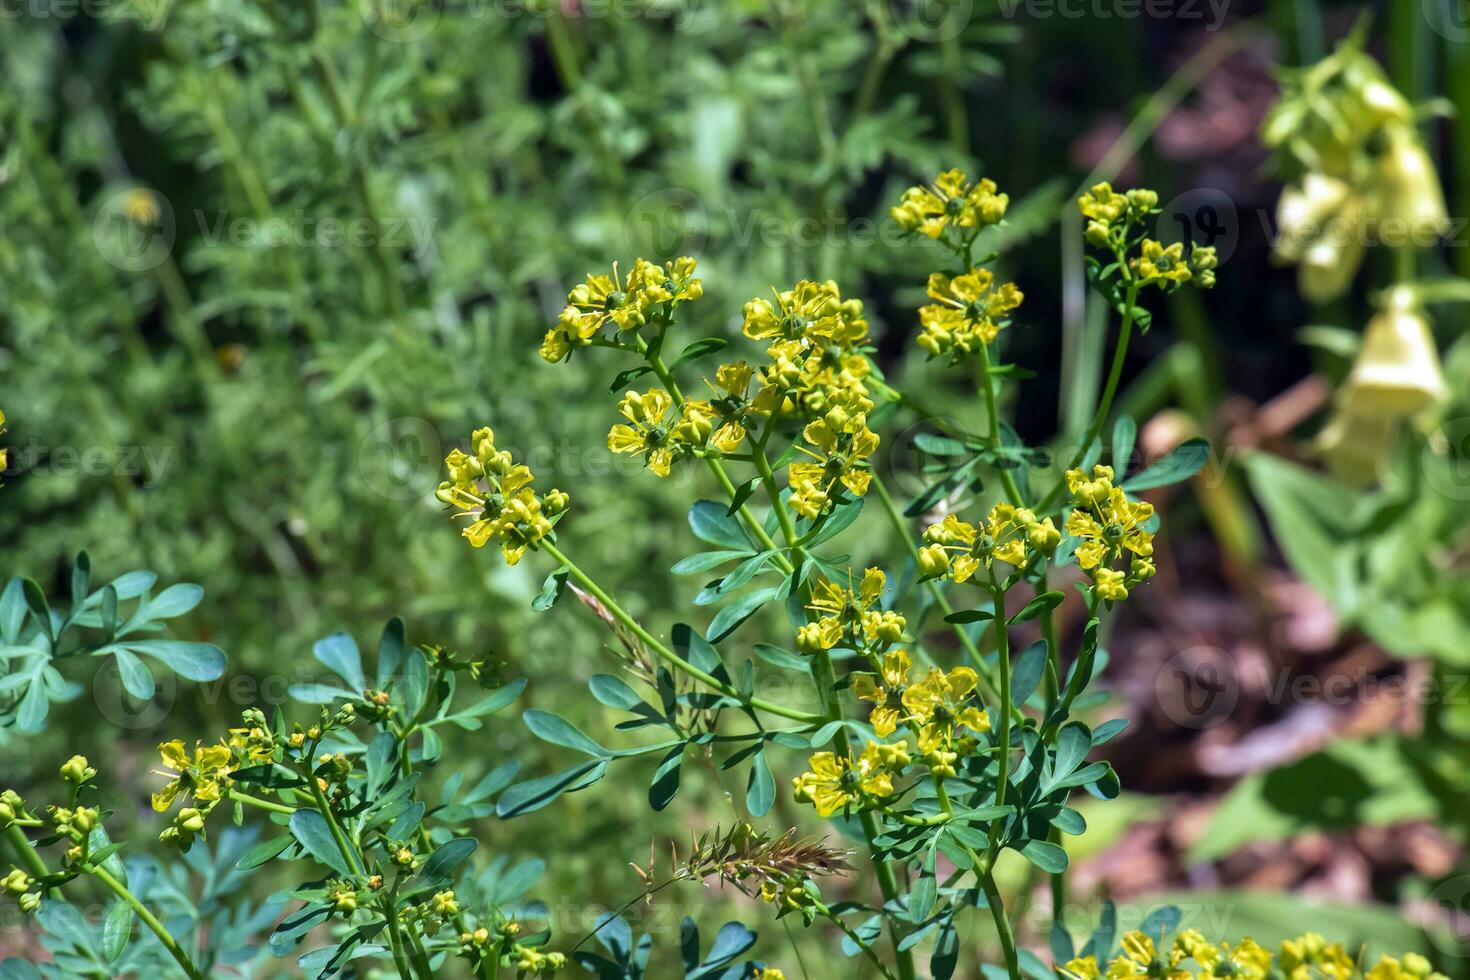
1298;230;1365;304
1316;404;1399;485
1344;288;1447;415
1274;173;1350;264
1378;124;1449;242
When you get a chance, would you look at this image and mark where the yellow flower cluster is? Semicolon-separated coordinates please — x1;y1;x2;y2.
1063;465;1156;602
792;741;910;818
852;655;991;771
918;505;1061;583
541;257;703;362
606;388;707;477
796;568;905;656
1060;930;1446;980
1077;183;1218;289
438;428;569;564
891;168;1009;239
742;279;874;417
787;393;880;519
917;268;1025;359
151;738;238;849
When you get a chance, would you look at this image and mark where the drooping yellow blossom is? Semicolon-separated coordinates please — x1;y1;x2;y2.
901;666;990;758
541;257;703;362
1064;465;1156;601
151;740;234;812
437;428;569;564
920;505;1060;584
892;169;1009;239
792;741;903;817
917;268;1024;358
852;649;912;737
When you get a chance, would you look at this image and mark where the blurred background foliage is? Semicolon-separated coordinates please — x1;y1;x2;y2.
4;0;1470;973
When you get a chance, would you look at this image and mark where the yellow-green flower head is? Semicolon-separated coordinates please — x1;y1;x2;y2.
438;428;567;564
917;269;1024;359
1064;465;1156;601
541;257;703;363
901;666;989;758
742;280;869;348
1078;182;1129;225
798;568;901;654
792;743;900;817
152;739;234;813
852;649;911;737
919;506;1059;583
892;169;1009;239
689;361;756;453
2;869;33;895
1133;240;1192;285
59;755;95;785
607;388;686;478
788;410;879;520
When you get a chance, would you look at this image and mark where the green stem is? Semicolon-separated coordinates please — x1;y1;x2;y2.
986;578;1014;824
228;789;296;816
540;541;822;723
814;898;900;980
869;472;1022;725
1039;281;1139;513
304;767;366;876
4;824;51;885
978;866;1021;980
89;864;207;980
639;337;792;571
978;343;1026;506
383;878;417;980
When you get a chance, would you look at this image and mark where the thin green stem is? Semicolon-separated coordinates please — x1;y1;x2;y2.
986;576;1014;828
1039;281;1139;513
869;472;1022;725
228;789;297;816
978;343;1026;505
4;824;51;885
89;864;207;980
304;767;366;876
540;541;823;723
978;866;1022;980
383;877;417;980
815;898;900;980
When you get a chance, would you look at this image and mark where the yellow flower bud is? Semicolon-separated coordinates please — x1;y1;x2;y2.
2;869;33;894
917;543;951;579
60;755;94;784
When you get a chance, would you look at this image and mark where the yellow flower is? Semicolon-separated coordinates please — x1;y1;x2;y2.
756;969;787;980
694;361;757;453
800;568;901;654
541;257;703;362
792;744;899;817
901;666;989;755
741;280;868;348
1133;240;1192;285
892;169;1009;239
438;429;566;564
921;506;1060;583
852;649;911;737
917;269;1024;358
607;388;681;477
151;740;234;812
1061;956;1102;980
788;412;879;519
1078;182;1129;224
1064;465;1156;600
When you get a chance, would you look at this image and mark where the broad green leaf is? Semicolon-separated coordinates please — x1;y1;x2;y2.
689;500;752;550
523;709;610;757
102;900;133;963
289;811;355;876
313;632;365;690
1009;591;1064;625
1123;437;1211;491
